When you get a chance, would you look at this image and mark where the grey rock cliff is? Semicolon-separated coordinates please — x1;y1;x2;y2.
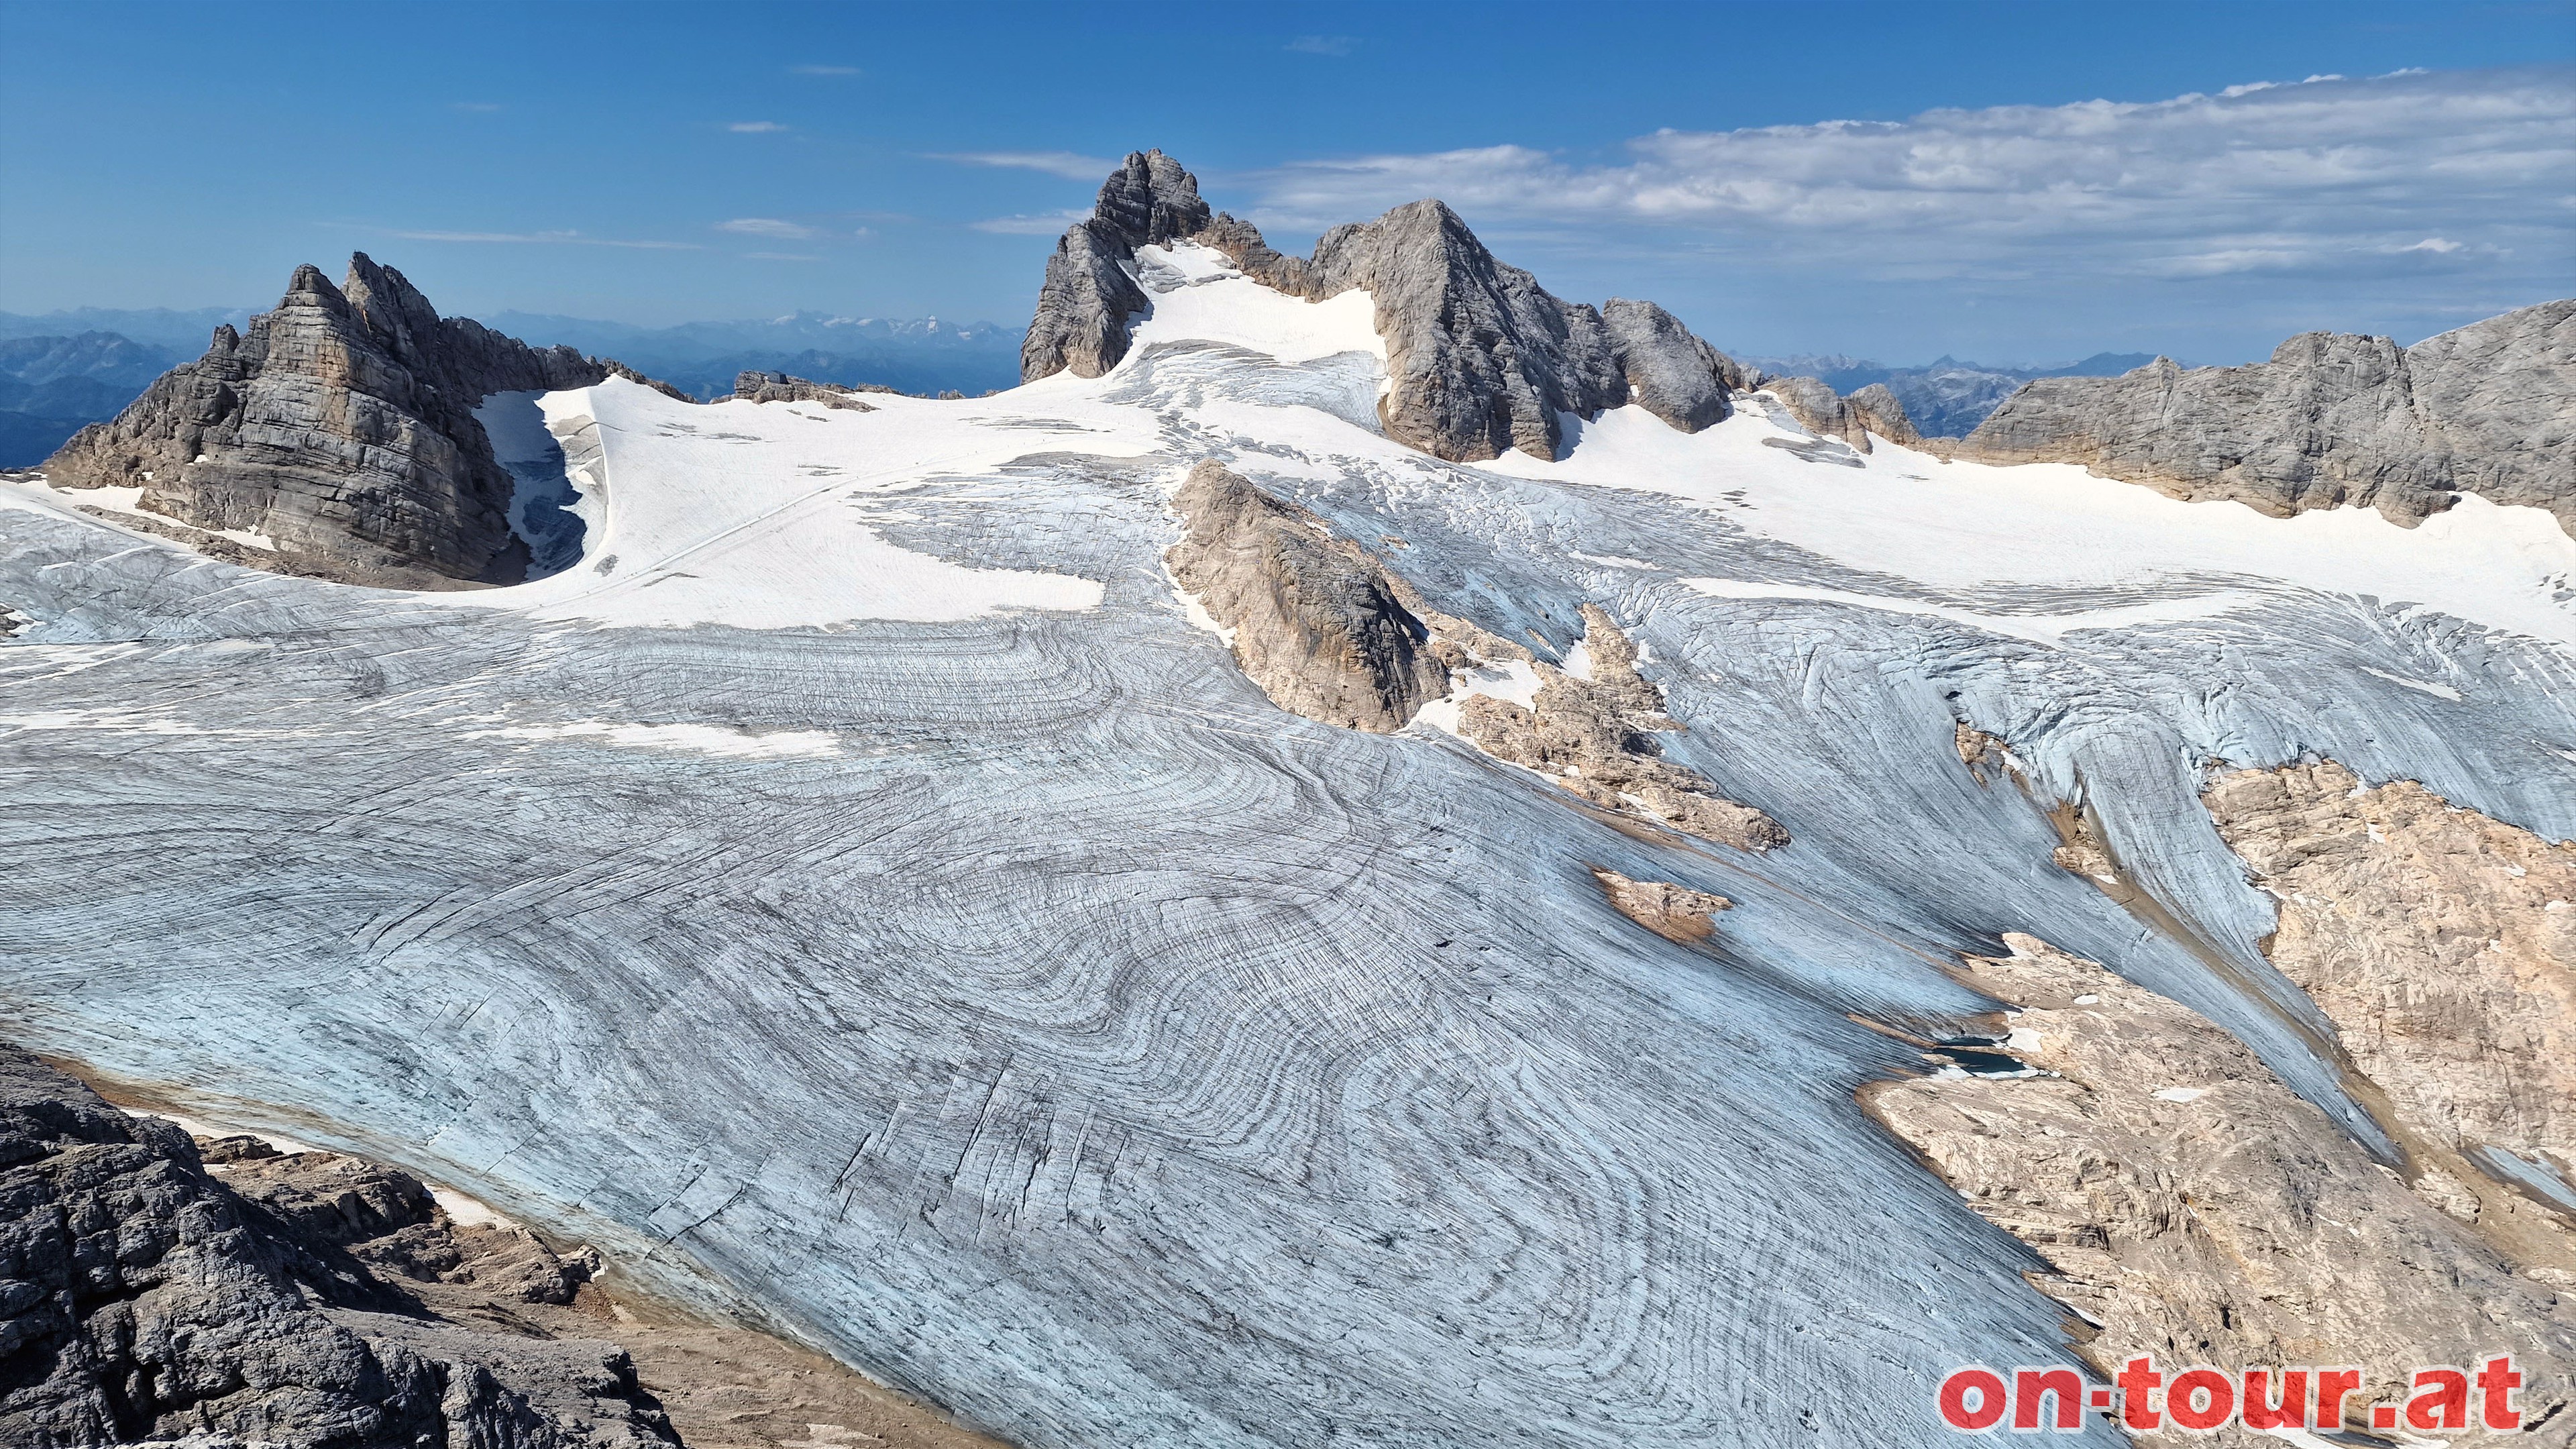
731;370;888;411
1757;375;1921;453
42;255;673;587
1164;459;1449;733
1023;153;1748;464
1019;151;1210;383
0;1044;678;1448
1963;299;2576;529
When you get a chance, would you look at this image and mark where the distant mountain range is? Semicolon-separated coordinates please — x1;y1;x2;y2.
1737;351;2166;437
0;331;187;468
486;311;1024;400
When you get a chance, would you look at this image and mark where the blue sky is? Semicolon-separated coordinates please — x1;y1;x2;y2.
3;1;2570;366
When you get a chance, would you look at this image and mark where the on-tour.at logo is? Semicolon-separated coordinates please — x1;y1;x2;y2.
1937;1354;2528;1434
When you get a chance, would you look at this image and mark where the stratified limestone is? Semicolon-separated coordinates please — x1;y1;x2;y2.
41;254;674;587
1019;150;1211;382
0;1044;678;1448
1868;936;2576;1445
1590;866;1731;943
1023;152;1751;464
1165;460;1450;733
1962;300;2576;530
731;370;888;411
1451;603;1790;853
1843;383;1921;447
1758;376;1921;453
2205;761;2576;1226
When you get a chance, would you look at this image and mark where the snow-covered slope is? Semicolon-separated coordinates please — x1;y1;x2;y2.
4;237;2573;1446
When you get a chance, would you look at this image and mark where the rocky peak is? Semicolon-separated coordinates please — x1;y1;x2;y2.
1022;151;1751;465
43;254;668;586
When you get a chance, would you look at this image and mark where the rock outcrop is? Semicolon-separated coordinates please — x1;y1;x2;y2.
0;1044;678;1447
2205;762;2576;1228
41;254;675;587
1868;936;2576;1444
1447;604;1790;853
1590;867;1731;943
1022;152;1749;464
1962;300;2576;529
1756;375;1921;453
1165;460;1450;733
730;370;890;411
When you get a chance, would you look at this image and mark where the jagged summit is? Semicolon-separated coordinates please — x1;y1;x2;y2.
42;254;673;587
1022;150;1750;464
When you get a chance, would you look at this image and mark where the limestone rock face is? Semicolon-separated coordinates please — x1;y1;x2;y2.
1869;936;2576;1442
1759;376;1919;453
0;1044;678;1448
2205;762;2576;1223
42;254;645;587
1963;300;2576;529
1019;150;1211;382
1024;152;1748;463
731;370;888;411
1165;459;1450;733
1843;382;1920;446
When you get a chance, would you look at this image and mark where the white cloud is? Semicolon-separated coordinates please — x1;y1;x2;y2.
1286;36;1356;56
790;64;861;76
745;252;820;262
1240;67;2573;288
934;150;1118;180
729;121;788;134
969;209;1091;236
386;228;700;251
719;217;819;239
2403;237;2465;253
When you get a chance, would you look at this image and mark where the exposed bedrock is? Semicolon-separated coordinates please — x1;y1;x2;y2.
1163;459;1450;733
40;254;678;588
2206;762;2576;1227
1448;603;1790;853
1961;299;2576;529
1589;867;1731;944
0;1044;679;1448
1022;152;1749;463
1757;376;1923;453
1869;936;2576;1446
730;371;888;411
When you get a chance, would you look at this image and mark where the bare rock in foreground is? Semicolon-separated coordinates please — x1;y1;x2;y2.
2205;761;2576;1228
1868;935;2576;1444
1962;300;2575;530
1165;459;1450;733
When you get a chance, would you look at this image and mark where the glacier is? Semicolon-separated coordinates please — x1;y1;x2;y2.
3;241;2573;1446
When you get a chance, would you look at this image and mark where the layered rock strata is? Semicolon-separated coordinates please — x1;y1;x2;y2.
730;371;890;411
2206;762;2576;1226
1164;459;1450;733
1869;936;2576;1445
0;1044;677;1446
1449;604;1790;853
1963;300;2576;529
1756;375;1923;453
1022;152;1750;463
42;254;673;587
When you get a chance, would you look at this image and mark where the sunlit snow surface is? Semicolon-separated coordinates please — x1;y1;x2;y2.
6;244;2575;1448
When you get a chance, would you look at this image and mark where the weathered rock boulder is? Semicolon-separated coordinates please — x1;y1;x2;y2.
1164;459;1449;733
1022;152;1750;464
1758;376;1920;453
0;1044;678;1447
42;254;674;587
1963;300;2576;529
